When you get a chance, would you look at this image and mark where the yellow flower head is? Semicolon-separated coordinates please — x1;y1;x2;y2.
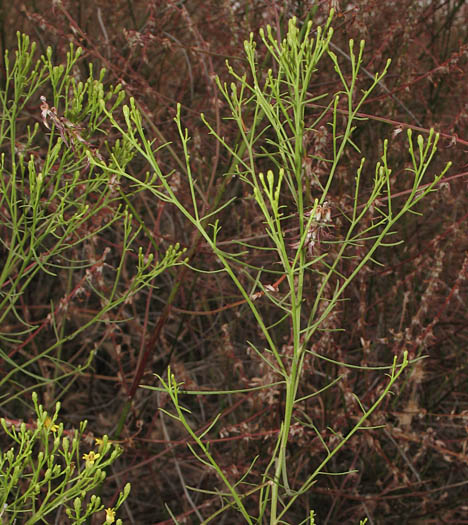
105;507;116;524
44;416;59;432
82;450;100;467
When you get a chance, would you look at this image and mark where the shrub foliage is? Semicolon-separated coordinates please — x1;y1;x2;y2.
0;1;467;523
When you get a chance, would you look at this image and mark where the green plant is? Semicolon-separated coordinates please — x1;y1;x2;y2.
0;392;129;524
92;11;451;524
0;33;186;407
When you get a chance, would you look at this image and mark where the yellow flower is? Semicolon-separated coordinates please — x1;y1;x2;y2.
105;508;116;524
96;436;115;448
82;450;100;467
44;416;59;432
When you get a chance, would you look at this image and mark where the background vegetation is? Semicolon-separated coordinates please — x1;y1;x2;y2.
0;0;467;523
